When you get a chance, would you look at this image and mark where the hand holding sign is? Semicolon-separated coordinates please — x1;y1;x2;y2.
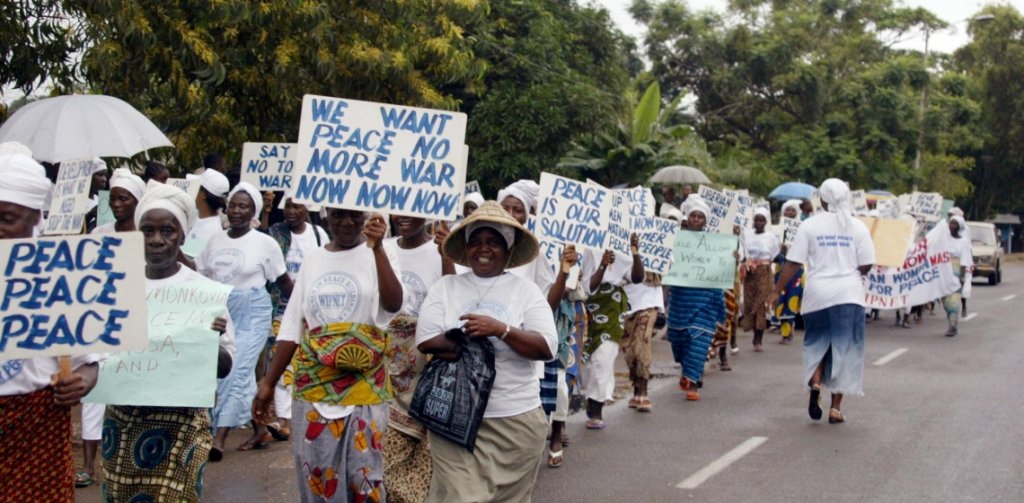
560;244;579;274
363;213;388;249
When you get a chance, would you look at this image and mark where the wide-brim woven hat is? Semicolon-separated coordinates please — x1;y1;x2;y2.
443;200;539;269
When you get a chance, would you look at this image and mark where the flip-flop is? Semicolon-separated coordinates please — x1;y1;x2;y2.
237;433;272;451
808;386;823;421
267;423;291;442
637;397;653;412
585;419;607;430
74;471;96;488
828;408;845;424
547;450;564;468
686;390;700;401
627;397;640;409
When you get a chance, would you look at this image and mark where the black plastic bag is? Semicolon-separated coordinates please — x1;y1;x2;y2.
409;331;496;451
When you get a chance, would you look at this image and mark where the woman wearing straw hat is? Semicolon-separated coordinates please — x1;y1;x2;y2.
417;201;557;503
770;179;875;424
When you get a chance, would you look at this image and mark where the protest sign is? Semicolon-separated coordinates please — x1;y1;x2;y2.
909;192;943;222
941;198;955;217
664;231;738;289
851;190;868;213
856;217;916;268
465;180;480;195
606;190;633;257
85;280;231;407
632;216;678;274
778;217;801;245
241;142;296;191
864;224;961;309
876;199;900;218
167;178;201;200
537;172;612;250
724;189;753;230
97;190;115;227
43;158;95;235
811;190;824;214
291;95;468;221
0;233;148;360
697;185;733;234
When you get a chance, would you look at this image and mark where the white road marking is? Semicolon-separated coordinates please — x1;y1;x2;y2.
1001;294;1016;301
676;436;768;490
873;348;908;366
962;313;978;322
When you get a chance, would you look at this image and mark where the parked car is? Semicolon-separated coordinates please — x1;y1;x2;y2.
967;222;1002;285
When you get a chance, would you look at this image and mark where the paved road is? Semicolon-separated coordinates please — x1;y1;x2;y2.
77;264;1024;502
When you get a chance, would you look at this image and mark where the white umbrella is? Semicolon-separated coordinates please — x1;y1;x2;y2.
0;94;173;163
648;165;711;185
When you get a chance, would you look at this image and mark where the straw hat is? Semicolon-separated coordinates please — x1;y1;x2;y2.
443;201;539;269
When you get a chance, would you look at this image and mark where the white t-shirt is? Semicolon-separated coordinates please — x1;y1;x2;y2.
197;230;287;289
948;233;974;269
507;255;556;297
285;224;328;280
415;272;557;418
277;245;402;418
146;266;237;359
583;249;634;295
787;212;876;314
93;222;116;235
742;229;781;262
624;280;664;314
187;216;223;243
384;238;444;316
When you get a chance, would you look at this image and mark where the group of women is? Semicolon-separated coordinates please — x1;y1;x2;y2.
2;135;972;503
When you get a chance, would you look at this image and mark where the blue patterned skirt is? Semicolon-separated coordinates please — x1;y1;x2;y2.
802;304;866;395
214;287;272;428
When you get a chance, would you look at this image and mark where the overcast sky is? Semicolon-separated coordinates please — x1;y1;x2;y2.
594;0;1023;55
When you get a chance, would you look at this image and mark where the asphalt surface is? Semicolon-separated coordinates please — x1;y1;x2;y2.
76;264;1024;502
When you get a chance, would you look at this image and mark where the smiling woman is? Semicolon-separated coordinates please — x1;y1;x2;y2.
415;201;557;502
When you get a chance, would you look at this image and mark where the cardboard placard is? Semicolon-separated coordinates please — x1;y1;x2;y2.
85;280;231;407
864;224;961;309
96;190;115;227
696;185;734;234
536;172;612;251
856;216;916;268
778;216;802;245
632;216;678;274
663;231;738;289
167;178;201;200
43;158;94;235
241;142;297;191
291;95;468;221
851;190;868;214
464;180;480;195
0;233;148;359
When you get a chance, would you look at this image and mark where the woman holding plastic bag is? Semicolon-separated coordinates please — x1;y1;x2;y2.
416;201;557;503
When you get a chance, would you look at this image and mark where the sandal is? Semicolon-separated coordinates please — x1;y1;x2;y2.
75;471;96;488
267;423;291;442
720;361;732;371
828;408;845;424
237;432;272;451
808;385;823;421
628;396;640;409
585;419;607;430
679;376;691;392
637;396;653;412
548;450;564;468
686;390;700;401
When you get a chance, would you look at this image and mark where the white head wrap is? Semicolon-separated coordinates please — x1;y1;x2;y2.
949;215;967;237
819;178;853;230
663;205;685;222
753;206;771;223
187;169;230;199
497;180;540;212
682;195;711;220
228;181;263;216
0;144;52;211
135;180;198;231
90;157;107;174
465;192;485;207
781;199;802;216
948;206;964;217
109;168;145;202
466;221;515;249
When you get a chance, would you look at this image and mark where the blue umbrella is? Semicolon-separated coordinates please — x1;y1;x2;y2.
768;182;815;201
868;189;895;196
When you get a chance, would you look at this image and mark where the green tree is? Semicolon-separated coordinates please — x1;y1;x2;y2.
631;0;975;194
460;0;633;194
556;81;714;187
954;5;1024;218
68;0;487;172
0;1;81;118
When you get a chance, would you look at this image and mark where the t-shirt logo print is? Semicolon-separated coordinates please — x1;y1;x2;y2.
310;273;361;322
208;249;246;283
400;271;428;316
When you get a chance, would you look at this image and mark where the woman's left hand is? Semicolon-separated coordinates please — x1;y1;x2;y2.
459;314;505;338
363;213;388;249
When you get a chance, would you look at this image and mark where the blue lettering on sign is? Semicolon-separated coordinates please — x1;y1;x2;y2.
0;309;127;352
410;189;459;216
379;107;453;136
399;159;456;188
294;175;351;205
355;182;413;212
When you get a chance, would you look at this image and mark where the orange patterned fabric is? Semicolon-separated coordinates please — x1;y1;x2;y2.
0;388;74;502
292;322;392;406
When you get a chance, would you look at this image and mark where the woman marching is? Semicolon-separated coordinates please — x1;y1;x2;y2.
416;201;557;502
253;208;402;502
770;179;875;424
196;181;293;460
666;197;726;401
741;207;781;351
942;215;973;337
774;199;805;343
102;182;236;502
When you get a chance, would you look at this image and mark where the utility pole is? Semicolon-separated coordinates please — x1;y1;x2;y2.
913;29;930;192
